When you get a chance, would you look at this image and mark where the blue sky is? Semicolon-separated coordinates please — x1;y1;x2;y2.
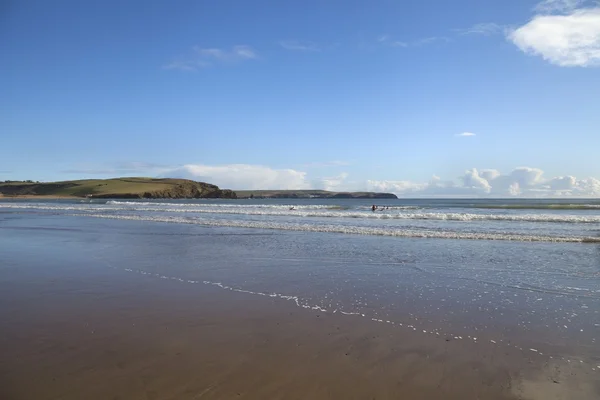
2;0;600;196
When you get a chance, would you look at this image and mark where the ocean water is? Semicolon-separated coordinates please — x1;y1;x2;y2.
1;198;599;368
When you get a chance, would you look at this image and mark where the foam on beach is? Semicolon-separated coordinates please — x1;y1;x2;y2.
109;264;599;373
3;202;600;224
76;213;600;243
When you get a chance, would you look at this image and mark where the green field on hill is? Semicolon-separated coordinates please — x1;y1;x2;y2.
0;178;236;199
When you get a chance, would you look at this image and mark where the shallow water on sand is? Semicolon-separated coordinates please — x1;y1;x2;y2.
1;203;599;374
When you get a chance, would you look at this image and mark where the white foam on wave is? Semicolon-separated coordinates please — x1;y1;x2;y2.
105;201;337;210
4;203;600;224
76;213;600;243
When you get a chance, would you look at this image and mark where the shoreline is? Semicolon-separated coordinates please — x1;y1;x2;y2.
1;260;597;399
1;210;598;400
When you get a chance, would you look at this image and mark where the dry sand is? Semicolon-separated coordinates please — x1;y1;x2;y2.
0;266;597;400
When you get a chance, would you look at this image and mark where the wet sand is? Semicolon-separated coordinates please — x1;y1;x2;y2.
1;263;597;400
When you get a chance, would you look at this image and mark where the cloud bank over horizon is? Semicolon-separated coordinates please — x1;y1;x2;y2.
152;164;600;198
366;167;600;198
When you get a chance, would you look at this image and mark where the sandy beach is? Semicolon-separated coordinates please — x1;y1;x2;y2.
1;204;599;400
1;262;597;400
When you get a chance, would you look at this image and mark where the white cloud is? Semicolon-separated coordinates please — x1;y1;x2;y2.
508;7;600;67
279;41;321;52
314;173;350;192
164;45;257;71
165;164;310;190
462;168;492;193
509;167;545;187
456;132;476;137
480;169;501;181
166;165;358;192
547;175;577;190
368;167;600;197
367;180;429;194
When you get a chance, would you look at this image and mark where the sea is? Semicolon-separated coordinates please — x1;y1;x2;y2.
1;197;599;369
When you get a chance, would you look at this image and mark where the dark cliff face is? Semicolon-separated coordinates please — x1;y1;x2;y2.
95;183;238;199
138;182;237;199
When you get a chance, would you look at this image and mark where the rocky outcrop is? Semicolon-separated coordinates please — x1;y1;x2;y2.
93;181;237;199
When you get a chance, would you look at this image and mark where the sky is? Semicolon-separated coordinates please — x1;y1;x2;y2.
2;0;600;197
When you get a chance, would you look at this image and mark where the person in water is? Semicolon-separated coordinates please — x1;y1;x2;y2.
372;204;377;212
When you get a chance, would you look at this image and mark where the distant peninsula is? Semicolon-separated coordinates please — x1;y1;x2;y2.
235;190;398;199
0;178;398;200
0;178;237;199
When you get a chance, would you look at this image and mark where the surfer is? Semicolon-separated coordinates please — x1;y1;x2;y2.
372;204;377;212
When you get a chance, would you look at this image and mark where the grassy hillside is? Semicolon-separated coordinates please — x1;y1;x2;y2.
0;178;236;199
235;190;397;199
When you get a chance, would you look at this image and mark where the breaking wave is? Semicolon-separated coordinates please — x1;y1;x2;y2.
463;204;600;210
74;213;600;243
3;203;600;224
105;201;342;209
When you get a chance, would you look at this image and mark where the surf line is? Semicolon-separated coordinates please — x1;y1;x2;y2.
72;213;600;243
102;263;600;371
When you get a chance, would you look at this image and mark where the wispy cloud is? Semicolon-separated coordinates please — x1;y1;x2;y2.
163;60;209;71
458;23;506;36
414;36;451;46
508;4;600;67
534;0;585;13
194;45;257;61
279;40;321;52
456;132;476;137
376;34;449;48
164;45;257;71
